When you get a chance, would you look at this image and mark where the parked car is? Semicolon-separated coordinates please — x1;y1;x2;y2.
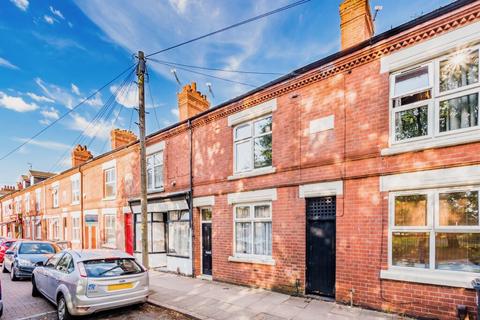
2;240;61;281
0;239;16;263
0;275;3;317
32;249;148;320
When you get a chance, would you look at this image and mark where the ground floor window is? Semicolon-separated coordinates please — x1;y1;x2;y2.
72;216;81;242
103;214;116;247
390;187;480;273
35;218;42;239
134;212;166;253
49;218;60;241
234;203;272;257
25;219;31;238
167;211;190;257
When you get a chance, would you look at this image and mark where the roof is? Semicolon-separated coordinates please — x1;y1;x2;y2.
67;249;133;261
28;170;55;179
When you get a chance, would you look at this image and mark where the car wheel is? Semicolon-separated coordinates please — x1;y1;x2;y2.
10;265;18;281
31;276;40;297
57;295;73;320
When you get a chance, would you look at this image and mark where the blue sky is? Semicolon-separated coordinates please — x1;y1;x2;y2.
0;0;454;185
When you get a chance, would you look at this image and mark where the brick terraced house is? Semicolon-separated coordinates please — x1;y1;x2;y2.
2;0;480;318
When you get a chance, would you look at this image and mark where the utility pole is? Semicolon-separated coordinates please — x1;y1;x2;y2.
137;51;149;269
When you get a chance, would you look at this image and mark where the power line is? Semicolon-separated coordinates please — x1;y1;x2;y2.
147;58;284;76
145;0;311;58
0;64;136;162
150;60;257;88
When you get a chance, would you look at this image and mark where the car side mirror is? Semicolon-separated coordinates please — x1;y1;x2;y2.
5;250;13;255
35;261;44;267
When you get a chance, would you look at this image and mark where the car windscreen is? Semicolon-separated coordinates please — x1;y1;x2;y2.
83;258;143;278
19;243;57;254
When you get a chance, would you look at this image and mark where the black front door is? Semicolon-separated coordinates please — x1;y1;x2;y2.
202;223;212;275
306;196;336;297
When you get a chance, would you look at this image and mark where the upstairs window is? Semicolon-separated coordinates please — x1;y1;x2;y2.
390;47;480;144
15;198;21;213
52;187;59;208
35;189;41;212
147;151;163;191
25;194;30;213
104;167;116;198
234;115;272;173
71;176;80;204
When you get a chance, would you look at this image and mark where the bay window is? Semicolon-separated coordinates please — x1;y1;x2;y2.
389;187;480;273
390;46;480;145
234;203;272;257
147;151;163;191
234;115;272;173
167;211;190;257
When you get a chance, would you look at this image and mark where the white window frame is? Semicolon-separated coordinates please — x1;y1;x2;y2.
71;175;80;204
146;151;164;192
389;46;480;147
71;213;81;243
103;214;116;247
103;167;116;199
388;186;480;274
25;193;30;213
25;218;31;238
34;217;42;240
49;217;60;241
15;197;21;214
233;114;273;174
232;202;272;260
35;189;41;212
52;187;59;208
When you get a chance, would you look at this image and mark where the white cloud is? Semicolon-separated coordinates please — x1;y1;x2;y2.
110;85;137;108
71;83;81;96
10;0;28;11
0;91;38;112
68;113;113;140
84;92;103;107
44;15;55;25
169;0;188;14
40;107;60;124
49;6;65;20
14;137;69;150
26;92;54;103
0;57;19;70
170;108;179;118
35;78;75;109
32;32;85;50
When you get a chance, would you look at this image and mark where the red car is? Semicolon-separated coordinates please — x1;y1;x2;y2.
0;239;15;263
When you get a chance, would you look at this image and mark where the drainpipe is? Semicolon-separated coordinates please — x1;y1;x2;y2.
188;119;195;277
80;166;85;249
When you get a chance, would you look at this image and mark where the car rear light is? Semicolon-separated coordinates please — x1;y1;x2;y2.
77;262;87;278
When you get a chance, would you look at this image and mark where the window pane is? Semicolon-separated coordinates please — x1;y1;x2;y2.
152;212;163;222
235;140;251;172
105;184;115;197
254;205;271;218
436;233;480;272
440;50;479;92
439;93;478;132
201;208;212;221
168;211;179;221
392;232;429;268
152;222;165;252
394;105;428;141
254;135;272;168
254;117;272;136
154;165;163;188
180;211;190;220
235;206;250;219
154;152;163;165
147;156;154;167
235;124;251;140
168;221;189;257
235;222;251;254
147;168;153;189
254;222;272;255
394;66;430;97
439;191;479;226
394;195;427;226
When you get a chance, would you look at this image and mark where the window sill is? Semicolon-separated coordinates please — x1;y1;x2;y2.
102;197;116;201
71;202;80;206
228;167;276;181
228;255;275;266
381;130;480;156
147;187;164;194
380;268;478;288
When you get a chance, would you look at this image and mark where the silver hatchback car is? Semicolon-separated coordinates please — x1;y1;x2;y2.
32;249;149;320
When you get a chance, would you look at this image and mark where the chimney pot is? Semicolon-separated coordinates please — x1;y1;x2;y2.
177;82;210;121
71;145;93;167
340;0;374;50
110;128;138;150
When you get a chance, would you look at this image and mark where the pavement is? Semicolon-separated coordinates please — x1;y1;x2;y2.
148;271;406;320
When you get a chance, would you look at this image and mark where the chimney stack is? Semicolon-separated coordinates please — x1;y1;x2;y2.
110;129;138;150
339;0;374;50
177;82;210;121
71;145;93;167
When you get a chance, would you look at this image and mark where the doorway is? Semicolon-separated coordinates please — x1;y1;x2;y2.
84;214;98;249
306;196;336;297
200;208;212;276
